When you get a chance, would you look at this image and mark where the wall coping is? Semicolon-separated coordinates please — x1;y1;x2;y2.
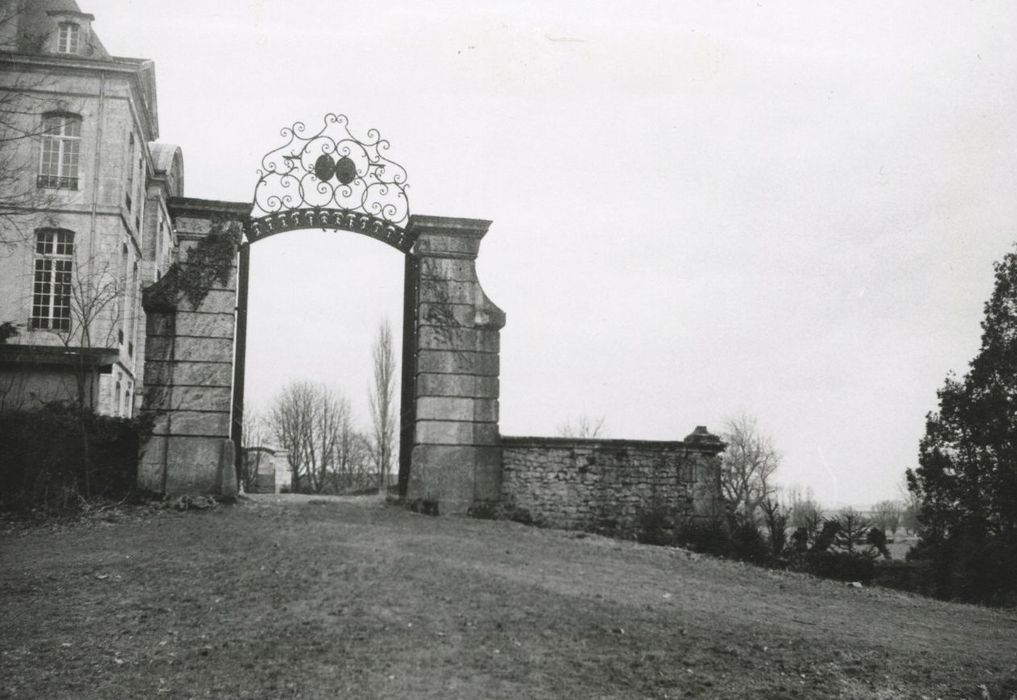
502;435;691;451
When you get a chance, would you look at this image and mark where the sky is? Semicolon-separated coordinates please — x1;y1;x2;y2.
86;1;1017;507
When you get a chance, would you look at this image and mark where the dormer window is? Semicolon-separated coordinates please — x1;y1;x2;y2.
57;23;80;54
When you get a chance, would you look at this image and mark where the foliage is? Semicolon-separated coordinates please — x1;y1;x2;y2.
729;517;770;563
866;527;891;559
831;507;872;553
907;244;1017;605
179;219;242;308
760;497;789;557
0;320;17;343
0;403;143;511
635;506;675;546
803;550;877;583
787;487;824;544
674;517;732;557
719;414;780;523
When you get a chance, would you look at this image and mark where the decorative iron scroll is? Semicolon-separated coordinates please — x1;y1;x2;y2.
251;113;410;242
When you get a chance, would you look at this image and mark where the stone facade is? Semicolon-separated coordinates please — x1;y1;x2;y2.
0;0;181;417
500;428;725;537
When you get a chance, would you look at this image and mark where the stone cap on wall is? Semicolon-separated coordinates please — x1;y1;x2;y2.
502;430;726;455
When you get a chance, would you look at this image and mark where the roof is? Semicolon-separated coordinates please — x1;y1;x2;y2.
150;143;185;197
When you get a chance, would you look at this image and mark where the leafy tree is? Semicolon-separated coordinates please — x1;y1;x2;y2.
907;245;1017;605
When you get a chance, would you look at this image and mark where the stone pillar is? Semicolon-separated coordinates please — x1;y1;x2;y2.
137;198;247;498
406;215;505;514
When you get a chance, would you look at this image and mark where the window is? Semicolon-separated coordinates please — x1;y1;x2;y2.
56;22;80;54
38;114;81;190
125;133;134;208
31;229;74;331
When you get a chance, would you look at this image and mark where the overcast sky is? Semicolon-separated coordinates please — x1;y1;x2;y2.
88;1;1017;506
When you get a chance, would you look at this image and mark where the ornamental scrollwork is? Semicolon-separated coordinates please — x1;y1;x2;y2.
252;114;410;226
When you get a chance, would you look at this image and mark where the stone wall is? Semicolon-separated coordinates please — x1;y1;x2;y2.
500;427;725;537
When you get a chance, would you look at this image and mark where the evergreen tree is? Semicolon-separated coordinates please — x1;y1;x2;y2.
907;245;1017;605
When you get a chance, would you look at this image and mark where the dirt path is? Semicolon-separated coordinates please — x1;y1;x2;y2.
2;497;1015;699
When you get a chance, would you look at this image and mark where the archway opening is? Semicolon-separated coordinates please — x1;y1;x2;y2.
239;227;407;496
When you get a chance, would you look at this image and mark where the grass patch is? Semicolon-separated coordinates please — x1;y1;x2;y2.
1;496;1015;699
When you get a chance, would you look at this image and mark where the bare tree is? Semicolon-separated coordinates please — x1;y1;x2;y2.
271;382;341;493
720;413;780;523
787;486;824;545
0;7;58;254
368;320;397;492
556;414;607;438
871;500;903;537
895;475;921;535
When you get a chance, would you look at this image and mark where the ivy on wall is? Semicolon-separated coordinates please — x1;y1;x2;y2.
144;218;242;312
177;219;243;308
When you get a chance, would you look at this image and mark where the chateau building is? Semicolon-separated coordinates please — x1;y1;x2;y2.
0;0;183;415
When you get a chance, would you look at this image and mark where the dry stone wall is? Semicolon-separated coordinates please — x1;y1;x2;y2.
500;429;724;538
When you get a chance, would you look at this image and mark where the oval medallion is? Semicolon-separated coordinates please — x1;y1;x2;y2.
335;156;357;185
314;154;336;181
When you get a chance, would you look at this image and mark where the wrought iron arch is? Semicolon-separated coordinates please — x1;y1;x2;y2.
248;113;412;252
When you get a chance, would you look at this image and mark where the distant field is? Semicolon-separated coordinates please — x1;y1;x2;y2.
1;496;1015;699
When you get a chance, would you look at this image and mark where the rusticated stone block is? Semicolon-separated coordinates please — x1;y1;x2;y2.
418;280;478;305
171;312;236;339
416;373;499;399
415;420;499;446
414;234;481;259
162;436;232;495
137;435;167;492
418;258;479;281
418;302;482;329
144;360;234;387
416;397;498;423
417;327;500;353
416;350;498;376
169;385;232;412
158;336;234;363
151;410;230;438
408;444;502;513
146;312;176;339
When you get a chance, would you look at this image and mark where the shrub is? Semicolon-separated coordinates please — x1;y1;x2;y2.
730;519;770;564
804;550;877;583
676;518;731;557
636;506;677;546
908;526;1017;607
0;403;143;512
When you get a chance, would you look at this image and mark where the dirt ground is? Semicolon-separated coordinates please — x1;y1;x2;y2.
1;496;1015;699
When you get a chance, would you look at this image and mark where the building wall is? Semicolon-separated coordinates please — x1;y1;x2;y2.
0;2;176;418
500;434;724;538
